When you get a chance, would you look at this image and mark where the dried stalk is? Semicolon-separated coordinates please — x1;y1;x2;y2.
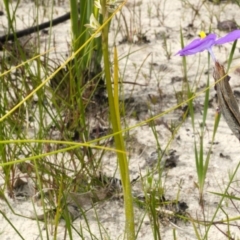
213;61;240;140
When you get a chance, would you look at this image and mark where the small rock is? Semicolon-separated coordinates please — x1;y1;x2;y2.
233;90;240;98
217;20;238;32
159;64;168;72
171;76;183;83
155;31;169;40
146;149;179;168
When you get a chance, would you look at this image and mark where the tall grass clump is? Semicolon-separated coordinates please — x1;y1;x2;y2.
0;0;136;239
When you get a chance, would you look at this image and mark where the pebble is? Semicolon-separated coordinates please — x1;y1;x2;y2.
217;20;238;32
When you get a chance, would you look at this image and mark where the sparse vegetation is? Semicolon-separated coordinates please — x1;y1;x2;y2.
1;0;240;239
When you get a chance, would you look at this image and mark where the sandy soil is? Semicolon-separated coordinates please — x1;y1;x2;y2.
1;0;240;239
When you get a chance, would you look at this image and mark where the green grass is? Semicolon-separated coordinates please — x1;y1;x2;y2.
1;0;240;239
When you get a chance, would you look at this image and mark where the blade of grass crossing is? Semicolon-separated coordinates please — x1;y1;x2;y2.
227;40;237;72
0;210;24;240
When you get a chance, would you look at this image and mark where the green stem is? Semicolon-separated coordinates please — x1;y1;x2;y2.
69;0;80;50
101;1;135;239
69;0;89;145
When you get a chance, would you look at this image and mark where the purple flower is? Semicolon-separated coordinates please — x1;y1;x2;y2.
215;30;240;45
176;30;240;60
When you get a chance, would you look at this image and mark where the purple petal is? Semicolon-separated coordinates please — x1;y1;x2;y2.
215;30;240;45
176;34;217;56
175;39;201;56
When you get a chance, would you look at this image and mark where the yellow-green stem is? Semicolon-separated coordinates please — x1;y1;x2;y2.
101;1;135;239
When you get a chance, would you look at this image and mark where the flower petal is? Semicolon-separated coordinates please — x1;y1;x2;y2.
175;34;217;56
175;39;201;55
215;30;240;45
84;13;101;38
90;13;100;28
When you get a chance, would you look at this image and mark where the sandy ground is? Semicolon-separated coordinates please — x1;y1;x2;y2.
1;0;240;239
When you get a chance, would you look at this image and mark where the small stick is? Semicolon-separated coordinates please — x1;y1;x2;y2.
0;12;71;47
